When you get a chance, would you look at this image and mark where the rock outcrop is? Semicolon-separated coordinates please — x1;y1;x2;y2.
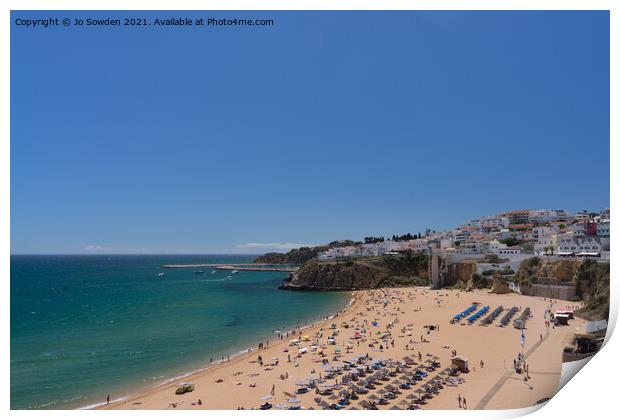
445;262;477;287
280;254;429;291
514;257;610;320
490;278;512;294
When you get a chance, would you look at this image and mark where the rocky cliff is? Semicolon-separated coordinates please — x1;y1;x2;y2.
280;253;429;291
514;257;582;285
445;262;477;287
515;257;610;320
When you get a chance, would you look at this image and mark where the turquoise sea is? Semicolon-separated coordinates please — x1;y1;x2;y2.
10;255;349;409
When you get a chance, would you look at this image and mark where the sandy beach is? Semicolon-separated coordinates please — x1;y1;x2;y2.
104;287;582;410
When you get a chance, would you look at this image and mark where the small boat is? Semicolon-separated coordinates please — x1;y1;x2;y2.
157;272;165;277
194;271;205;275
231;269;239;274
211;270;216;274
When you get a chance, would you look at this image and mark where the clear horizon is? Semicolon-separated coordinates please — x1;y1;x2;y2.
11;11;610;254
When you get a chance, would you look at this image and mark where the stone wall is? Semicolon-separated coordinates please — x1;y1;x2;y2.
525;283;577;300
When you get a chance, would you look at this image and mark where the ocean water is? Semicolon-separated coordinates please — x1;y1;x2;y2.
10;255;349;409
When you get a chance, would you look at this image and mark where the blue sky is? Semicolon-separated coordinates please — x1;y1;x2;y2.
11;11;609;254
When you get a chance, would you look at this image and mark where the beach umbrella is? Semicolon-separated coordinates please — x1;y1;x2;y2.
307;407;316;410
261;395;272;400
275;404;288;409
287;398;301;404
377;389;386;395
389;406;402;410
368;394;377;400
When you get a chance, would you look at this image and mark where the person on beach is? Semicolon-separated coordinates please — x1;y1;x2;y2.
271;384;275;395
463;397;467;409
107;394;110;405
457;394;462;408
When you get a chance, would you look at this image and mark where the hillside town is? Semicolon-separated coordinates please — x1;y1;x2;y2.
317;208;610;262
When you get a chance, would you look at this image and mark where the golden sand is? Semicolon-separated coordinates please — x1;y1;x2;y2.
104;287;581;410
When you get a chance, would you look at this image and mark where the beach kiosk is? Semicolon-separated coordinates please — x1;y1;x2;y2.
451;356;469;373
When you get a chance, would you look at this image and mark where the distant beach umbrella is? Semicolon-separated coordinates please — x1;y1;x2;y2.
287;398;301;404
261;395;272;400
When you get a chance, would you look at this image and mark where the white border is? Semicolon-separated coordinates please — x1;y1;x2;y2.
2;2;616;420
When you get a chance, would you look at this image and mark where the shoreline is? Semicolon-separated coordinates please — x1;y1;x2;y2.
95;292;360;410
101;286;583;410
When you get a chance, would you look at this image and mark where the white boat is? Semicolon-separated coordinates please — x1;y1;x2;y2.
157;272;165;277
231;269;239;274
211;270;216;274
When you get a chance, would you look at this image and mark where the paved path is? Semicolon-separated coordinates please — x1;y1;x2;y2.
474;326;550;409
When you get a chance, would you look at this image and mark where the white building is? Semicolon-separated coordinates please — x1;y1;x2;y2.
498;246;521;256
529;209;571;224
534;227;557;255
360;243;379;257
498;229;517;240
532;225;558;240
557;233;603;255
597;219;610;237
479;215;510;231
406;238;430;252
488;240;506;255
317;245;360;260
